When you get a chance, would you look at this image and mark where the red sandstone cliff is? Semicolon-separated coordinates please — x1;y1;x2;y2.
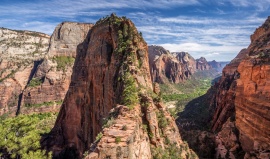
210;16;270;158
196;57;211;71
148;46;211;84
20;22;93;114
41;15;195;159
148;46;194;83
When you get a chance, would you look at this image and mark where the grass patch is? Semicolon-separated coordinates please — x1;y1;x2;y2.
24;100;62;108
28;78;42;87
115;137;121;144
52;56;75;71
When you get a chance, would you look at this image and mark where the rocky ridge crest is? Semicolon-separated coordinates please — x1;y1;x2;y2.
41;14;196;159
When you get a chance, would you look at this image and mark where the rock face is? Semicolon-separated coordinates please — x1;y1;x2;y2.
148;46;210;84
208;60;229;73
210;16;270;158
48;22;93;57
208;60;221;69
0;28;50;116
196;57;211;71
20;22;93;114
211;48;248;132
148;46;194;83
42;15;193;159
0;23;93;116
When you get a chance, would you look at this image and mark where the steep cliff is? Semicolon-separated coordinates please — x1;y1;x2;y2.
0;28;50;116
148;45;211;84
42;14;195;159
196;57;211;71
20;22;93;114
208;60;229;73
148;46;194;83
210;16;270;158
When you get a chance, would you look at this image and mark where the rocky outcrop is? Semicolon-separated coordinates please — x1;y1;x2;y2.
173;52;197;74
148;46;194;83
196;57;211;71
48;22;93;57
20;22;93;114
148;46;210;84
208;60;221;69
42;15;194;159
211;48;248;132
0;28;50;116
210;16;270;158
208;60;229;73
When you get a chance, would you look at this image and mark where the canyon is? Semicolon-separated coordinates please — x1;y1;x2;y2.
0;13;269;159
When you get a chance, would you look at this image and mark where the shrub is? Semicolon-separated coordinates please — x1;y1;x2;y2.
102;117;115;128
95;132;103;142
52;56;75;71
142;124;148;132
122;125;127;131
115;137;121;144
122;72;139;109
157;111;168;129
28;78;42;87
24;100;61;108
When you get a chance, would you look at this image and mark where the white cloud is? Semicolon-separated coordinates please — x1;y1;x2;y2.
159;42;245;61
0;0;269;61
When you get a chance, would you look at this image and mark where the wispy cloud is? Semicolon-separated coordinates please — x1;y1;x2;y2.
0;0;269;61
160;42;245;61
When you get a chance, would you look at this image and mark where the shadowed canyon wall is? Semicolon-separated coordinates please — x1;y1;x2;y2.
210;16;270;158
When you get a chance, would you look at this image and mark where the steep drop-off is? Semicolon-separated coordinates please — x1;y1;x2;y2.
20;22;93;114
210;16;270;158
42;15;195;159
0;28;50;116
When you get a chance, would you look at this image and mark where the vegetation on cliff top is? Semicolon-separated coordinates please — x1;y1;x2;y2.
96;13;144;109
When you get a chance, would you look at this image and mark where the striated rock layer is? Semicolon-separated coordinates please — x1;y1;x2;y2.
148;45;211;84
196;57;211;71
20;22;93;114
210;16;270;158
0;28;50;116
42;15;194;159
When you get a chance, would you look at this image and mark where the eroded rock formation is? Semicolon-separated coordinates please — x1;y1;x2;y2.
41;15;195;159
196;57;211;71
210;16;270;158
20;22;93;114
0;28;50;116
208;60;229;73
148;46;194;83
148;46;211;84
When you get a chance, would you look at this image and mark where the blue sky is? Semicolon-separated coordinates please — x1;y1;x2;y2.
0;0;269;61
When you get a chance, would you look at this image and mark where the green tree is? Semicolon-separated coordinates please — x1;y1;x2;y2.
0;113;56;159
